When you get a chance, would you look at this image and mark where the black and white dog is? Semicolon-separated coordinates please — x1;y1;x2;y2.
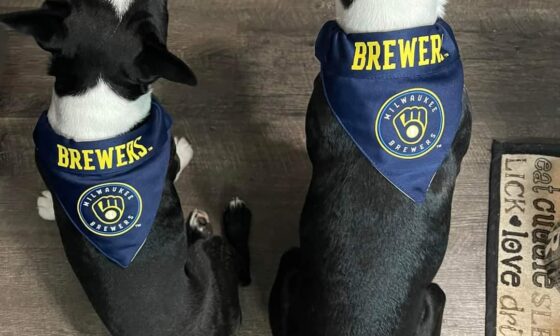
1;1;251;335
269;1;471;335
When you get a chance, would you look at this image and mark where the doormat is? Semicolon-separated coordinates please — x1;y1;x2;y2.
487;141;560;336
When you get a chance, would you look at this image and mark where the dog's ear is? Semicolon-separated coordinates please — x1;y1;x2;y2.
135;39;197;86
0;5;69;51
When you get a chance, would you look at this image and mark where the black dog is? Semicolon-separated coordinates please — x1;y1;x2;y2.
269;1;472;335
1;1;251;335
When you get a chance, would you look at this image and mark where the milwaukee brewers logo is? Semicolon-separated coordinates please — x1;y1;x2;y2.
77;183;142;237
375;88;445;159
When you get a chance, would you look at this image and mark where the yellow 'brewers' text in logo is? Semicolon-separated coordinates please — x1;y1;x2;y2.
57;136;153;172
351;34;448;72
375;88;445;159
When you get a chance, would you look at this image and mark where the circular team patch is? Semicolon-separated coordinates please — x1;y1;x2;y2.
77;182;143;237
375;88;445;159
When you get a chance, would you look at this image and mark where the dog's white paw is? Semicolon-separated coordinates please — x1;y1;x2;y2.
188;208;213;237
229;197;245;209
37;190;55;221
174;136;193;182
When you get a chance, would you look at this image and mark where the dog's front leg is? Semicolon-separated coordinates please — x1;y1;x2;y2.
173;136;193;182
37;190;55;221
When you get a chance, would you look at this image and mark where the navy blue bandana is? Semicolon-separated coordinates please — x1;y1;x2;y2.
34;100;172;268
316;19;464;203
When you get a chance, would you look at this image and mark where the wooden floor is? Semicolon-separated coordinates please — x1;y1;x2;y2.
0;0;559;335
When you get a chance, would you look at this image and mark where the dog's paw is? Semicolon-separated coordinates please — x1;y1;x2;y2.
37;190;55;221
188;209;213;239
174;136;193;182
223;198;252;240
223;198;252;286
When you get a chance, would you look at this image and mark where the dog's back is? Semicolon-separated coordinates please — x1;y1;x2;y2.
52;166;241;336
271;76;471;336
270;1;472;335
294;77;471;335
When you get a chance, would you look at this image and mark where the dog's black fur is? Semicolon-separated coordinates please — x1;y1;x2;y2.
1;0;196;98
1;1;251;335
269;75;471;334
340;0;355;8
50;142;251;336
